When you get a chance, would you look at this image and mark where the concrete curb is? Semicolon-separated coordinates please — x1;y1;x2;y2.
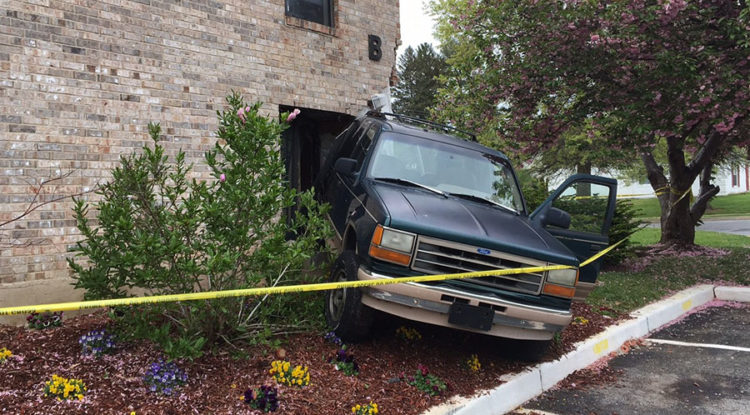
426;284;747;415
714;286;750;302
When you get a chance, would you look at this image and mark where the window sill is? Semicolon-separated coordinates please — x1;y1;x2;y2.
285;15;336;36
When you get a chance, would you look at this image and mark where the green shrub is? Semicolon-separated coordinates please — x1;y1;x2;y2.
517;171;549;212
68;92;332;358
604;198;646;266
519;173;643;266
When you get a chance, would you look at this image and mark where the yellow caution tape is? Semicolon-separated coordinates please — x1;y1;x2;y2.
580;238;626;267
0;238;627;316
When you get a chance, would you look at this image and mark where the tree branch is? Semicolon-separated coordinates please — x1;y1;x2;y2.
0;171;94;229
640;148;668;191
690;186;720;225
1;172;97;249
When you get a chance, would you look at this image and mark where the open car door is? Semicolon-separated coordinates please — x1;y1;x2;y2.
531;174;617;302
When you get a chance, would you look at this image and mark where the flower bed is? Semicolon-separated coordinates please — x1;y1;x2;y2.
0;302;619;414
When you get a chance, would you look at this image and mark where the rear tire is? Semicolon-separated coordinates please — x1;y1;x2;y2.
324;251;374;342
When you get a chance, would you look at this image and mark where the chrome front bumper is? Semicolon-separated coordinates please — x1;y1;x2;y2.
358;267;572;341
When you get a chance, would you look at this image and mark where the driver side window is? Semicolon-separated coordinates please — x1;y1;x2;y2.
351;124;377;166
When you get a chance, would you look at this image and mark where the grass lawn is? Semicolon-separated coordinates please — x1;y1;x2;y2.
628;191;750;219
588;228;750;315
628;227;750;248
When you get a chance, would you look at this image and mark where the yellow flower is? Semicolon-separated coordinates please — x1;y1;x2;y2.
466;354;481;372
572;316;589;325
0;347;12;362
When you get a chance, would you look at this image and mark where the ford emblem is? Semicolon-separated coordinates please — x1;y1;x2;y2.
477;248;491;255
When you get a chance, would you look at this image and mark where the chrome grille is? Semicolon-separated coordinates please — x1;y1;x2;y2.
411;236;547;295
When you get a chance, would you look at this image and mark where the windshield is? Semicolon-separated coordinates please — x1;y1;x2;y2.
367;133;525;213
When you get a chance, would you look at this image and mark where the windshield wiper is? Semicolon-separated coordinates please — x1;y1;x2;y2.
373;177;446;197
446;192;518;214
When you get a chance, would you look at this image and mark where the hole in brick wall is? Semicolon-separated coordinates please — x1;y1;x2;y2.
280;106;353;194
280;106;354;239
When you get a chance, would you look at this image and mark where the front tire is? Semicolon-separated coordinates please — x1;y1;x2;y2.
324;251;374;341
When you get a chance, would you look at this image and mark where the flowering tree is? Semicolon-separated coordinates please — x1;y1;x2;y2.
430;0;750;247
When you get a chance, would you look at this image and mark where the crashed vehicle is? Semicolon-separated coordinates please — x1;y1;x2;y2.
314;112;616;356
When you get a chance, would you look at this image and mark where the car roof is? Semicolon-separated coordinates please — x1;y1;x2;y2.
367;114;512;162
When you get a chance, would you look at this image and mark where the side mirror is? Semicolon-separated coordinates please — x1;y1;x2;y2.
540;207;571;229
334;158;358;175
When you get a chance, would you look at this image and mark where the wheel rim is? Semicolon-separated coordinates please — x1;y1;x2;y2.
328;269;348;321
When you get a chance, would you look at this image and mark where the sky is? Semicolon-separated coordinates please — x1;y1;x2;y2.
397;0;439;58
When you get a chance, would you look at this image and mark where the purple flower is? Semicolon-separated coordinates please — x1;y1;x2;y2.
219;173;226;182
324;331;343;345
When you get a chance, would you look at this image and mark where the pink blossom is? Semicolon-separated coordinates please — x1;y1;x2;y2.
590;34;600;43
237;106;251;123
219;173;226;182
714;120;733;134
286;108;301;123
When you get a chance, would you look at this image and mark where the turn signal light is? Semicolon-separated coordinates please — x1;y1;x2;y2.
542;283;576;299
368;245;412;266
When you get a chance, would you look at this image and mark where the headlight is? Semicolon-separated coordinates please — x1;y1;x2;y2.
380;228;415;252
369;225;416;266
547;268;578;286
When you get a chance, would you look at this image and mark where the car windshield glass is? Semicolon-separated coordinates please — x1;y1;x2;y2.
367;133;524;213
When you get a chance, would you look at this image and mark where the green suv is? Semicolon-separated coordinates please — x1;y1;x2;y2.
314;112;617;354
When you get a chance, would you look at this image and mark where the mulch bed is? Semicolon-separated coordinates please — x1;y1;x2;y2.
0;302;624;414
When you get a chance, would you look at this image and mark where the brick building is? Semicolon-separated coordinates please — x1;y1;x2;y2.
0;0;400;319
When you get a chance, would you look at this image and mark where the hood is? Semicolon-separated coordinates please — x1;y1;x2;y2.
372;182;577;266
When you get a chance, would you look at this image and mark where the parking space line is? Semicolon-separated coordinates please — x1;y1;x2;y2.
647;338;750;352
513;409;562;415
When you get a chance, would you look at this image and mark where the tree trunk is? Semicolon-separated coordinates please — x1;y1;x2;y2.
576;162;591;197
641;131;724;248
660;187;695;246
641;147;696;247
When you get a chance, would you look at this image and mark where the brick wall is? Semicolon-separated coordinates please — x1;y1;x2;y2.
0;0;399;288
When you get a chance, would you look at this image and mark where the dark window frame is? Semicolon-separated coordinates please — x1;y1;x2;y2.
285;0;334;27
731;164;740;187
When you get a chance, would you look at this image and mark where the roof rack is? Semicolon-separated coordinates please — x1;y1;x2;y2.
366;111;477;142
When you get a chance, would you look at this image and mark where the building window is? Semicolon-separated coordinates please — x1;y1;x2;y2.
731;165;740;187
286;0;333;27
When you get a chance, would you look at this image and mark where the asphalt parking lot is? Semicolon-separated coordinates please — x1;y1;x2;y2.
697;219;750;237
513;303;750;415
